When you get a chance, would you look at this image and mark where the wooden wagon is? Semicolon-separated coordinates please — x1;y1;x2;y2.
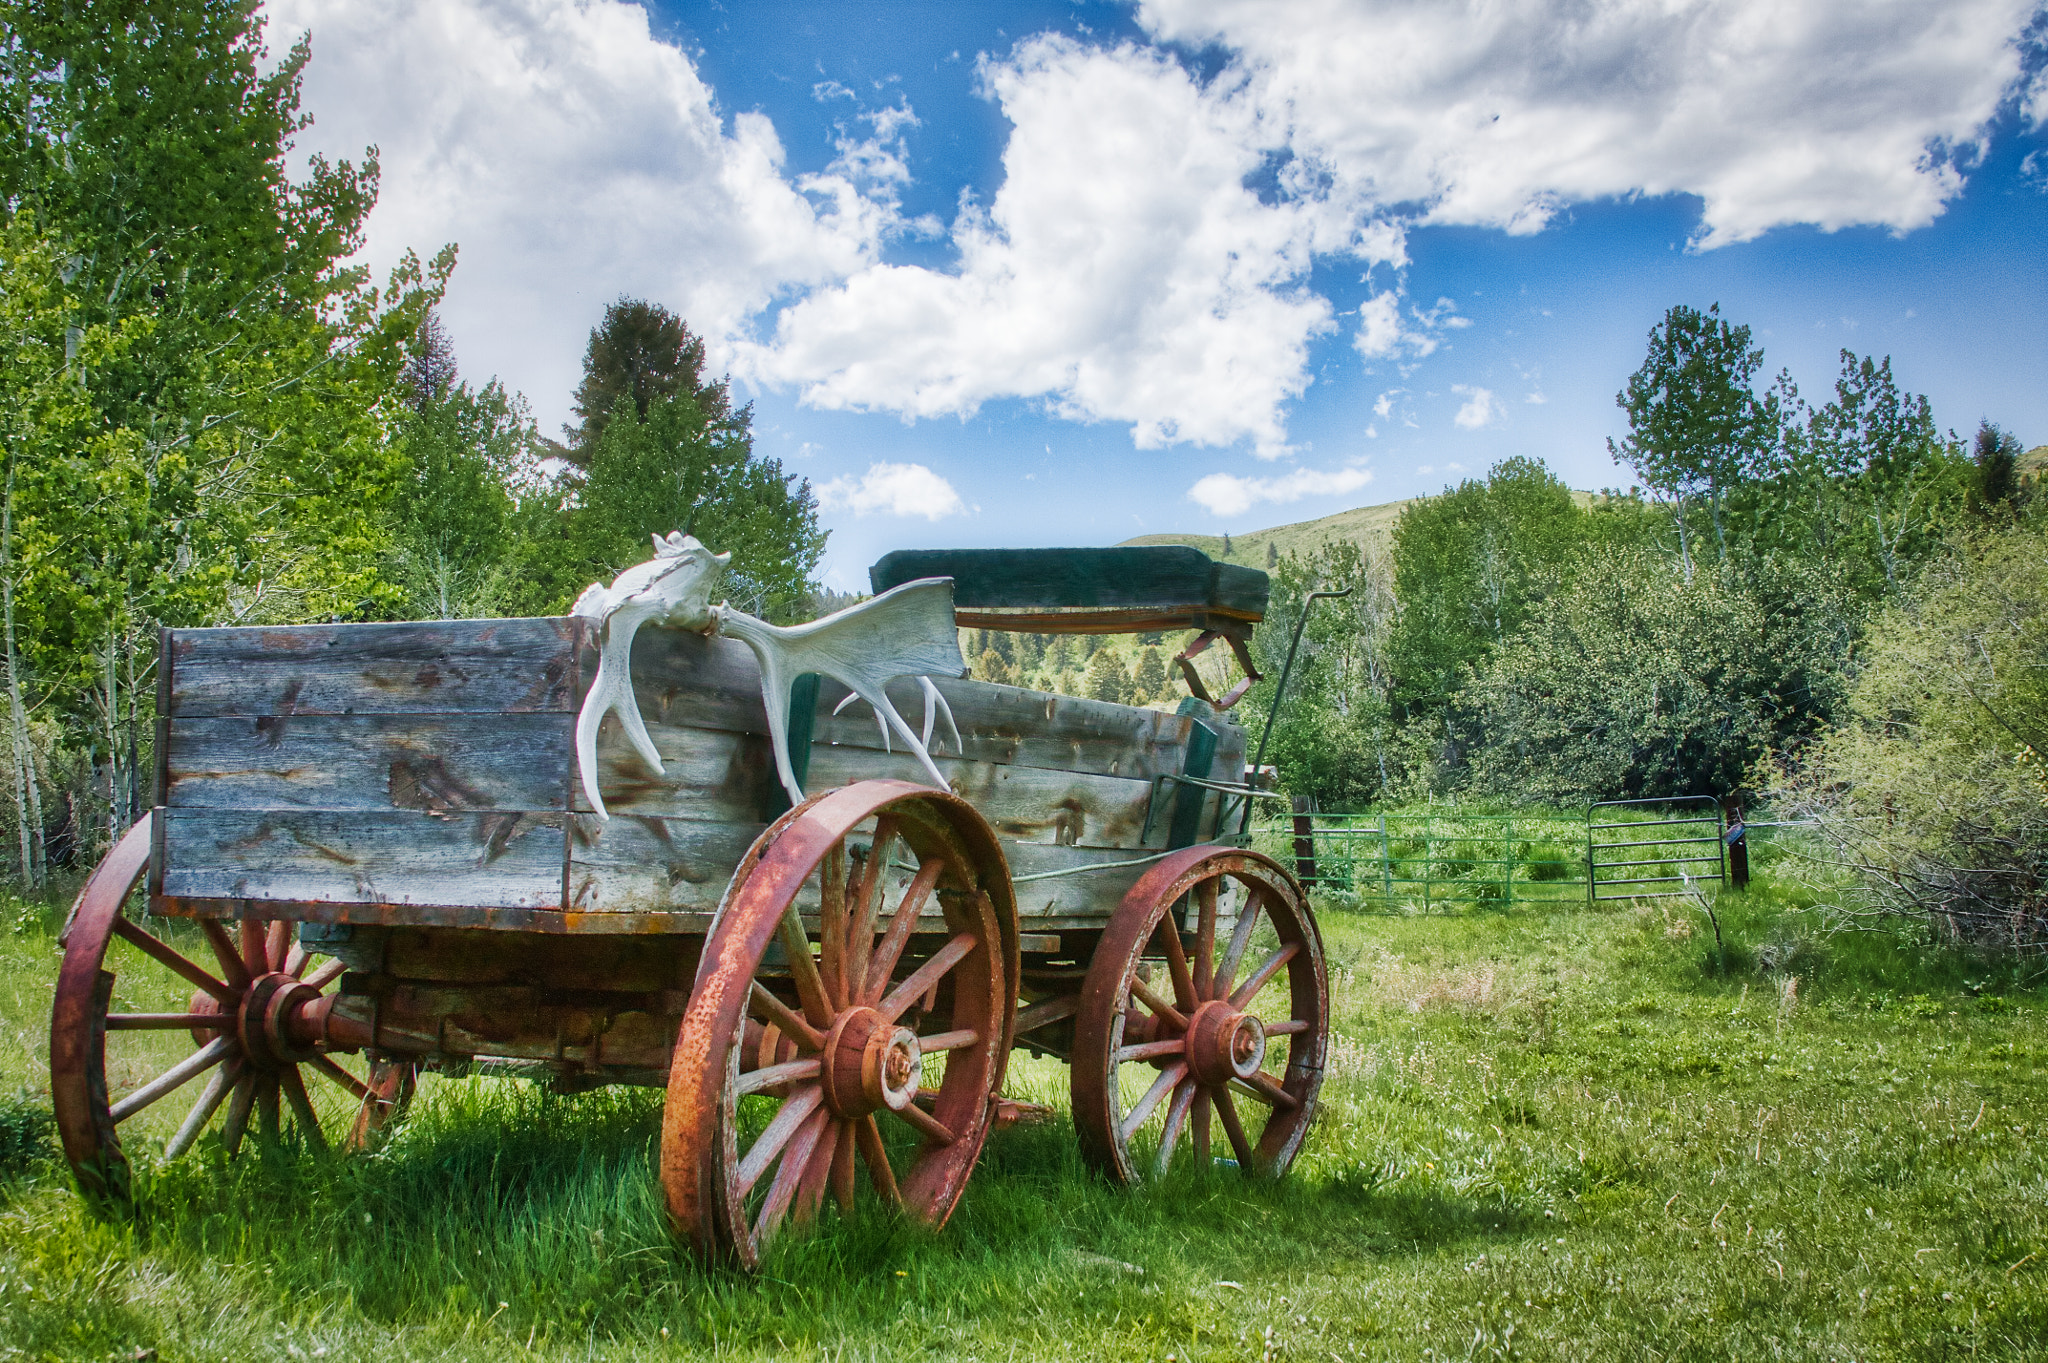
51;546;1329;1267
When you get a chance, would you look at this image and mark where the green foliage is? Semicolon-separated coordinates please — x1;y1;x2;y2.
1460;549;1859;804
1246;537;1400;804
1388;457;1595;715
1747;350;1968;594
1084;647;1130;704
1609;303;1784;562
1767;519;2048;951
563;298;716;460
1132;645;1167;702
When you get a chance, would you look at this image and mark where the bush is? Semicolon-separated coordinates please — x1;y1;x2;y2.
1458;547;1855;804
1765;520;2048;952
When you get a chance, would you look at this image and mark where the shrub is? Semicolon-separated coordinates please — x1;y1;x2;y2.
1765;520;2048;952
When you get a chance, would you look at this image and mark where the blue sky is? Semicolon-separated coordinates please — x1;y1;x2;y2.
274;0;2048;590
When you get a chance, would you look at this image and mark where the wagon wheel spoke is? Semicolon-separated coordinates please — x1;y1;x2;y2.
747;982;825;1052
1157;912;1197;1013
1192;879;1218;1001
1231;1070;1301;1111
1153;1079;1198;1177
843;816;899;1000
861;859;946;1008
1190;1087;1212;1166
284;942;310;978
818;836;848;1007
888;1097;955;1146
775;906;834;1029
165;1061;240;1159
278;1065;328;1151
1213;889;1264;999
110;917;234;1004
735;1086;826;1197
877;932;978;1023
302;957;346;991
752;1104;832;1241
1117;1061;1189;1142
239;919;269;979
854;1113;903;1209
1229;941;1299;1009
307;1053;371;1101
219;1073;259;1158
829;1117;859;1213
107;1036;236;1124
1126;974;1188;1033
104;1012;233;1031
265;920;292;973
197;919;253;991
1212;1085;1257;1167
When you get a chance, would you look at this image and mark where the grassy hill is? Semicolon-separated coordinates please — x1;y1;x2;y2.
1121;489;1599;567
1119;496;1417;567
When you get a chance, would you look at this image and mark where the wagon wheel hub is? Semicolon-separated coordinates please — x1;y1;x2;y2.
235;972;326;1068
1185;999;1266;1087
821;1005;924;1119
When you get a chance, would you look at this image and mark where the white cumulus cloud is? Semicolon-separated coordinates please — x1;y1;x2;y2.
1452;385;1501;429
740;36;1335;458
1138;0;2040;248
817;463;970;520
1187;465;1374;517
266;0;904;432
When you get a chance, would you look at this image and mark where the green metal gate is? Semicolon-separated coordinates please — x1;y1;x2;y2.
1586;796;1726;903
1268;810;1587;911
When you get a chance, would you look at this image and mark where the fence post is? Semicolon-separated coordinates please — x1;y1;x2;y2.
1289;796;1318;887
1724;797;1749;890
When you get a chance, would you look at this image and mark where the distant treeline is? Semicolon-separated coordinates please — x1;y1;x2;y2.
1244;301;2034;813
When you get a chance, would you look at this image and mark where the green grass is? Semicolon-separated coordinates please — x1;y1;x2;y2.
0;864;2044;1360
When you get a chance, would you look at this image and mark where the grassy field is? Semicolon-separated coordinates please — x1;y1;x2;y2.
1;846;2044;1360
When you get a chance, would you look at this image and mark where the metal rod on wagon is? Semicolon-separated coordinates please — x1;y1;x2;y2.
1242;589;1351;835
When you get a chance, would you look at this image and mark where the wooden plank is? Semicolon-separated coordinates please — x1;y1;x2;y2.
868;547;1269;622
158;808;566;910
163;714;572;812
580;717;1167;851
564;814;767;915
808;676;1194;782
167;617;584;717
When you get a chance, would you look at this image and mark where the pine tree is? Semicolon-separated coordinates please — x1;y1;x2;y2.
976;648;1014;687
1134;646;1169;702
1085;649;1130;705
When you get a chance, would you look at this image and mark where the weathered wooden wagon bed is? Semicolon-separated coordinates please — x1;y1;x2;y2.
52;546;1328;1267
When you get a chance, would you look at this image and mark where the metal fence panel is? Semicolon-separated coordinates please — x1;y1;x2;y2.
1587;796;1726;902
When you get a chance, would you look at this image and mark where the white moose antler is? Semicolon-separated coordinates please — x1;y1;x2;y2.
570;532;729;818
569;538;966;817
714;578;967;807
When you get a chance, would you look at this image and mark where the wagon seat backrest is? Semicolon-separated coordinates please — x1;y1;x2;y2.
868;546;1270;848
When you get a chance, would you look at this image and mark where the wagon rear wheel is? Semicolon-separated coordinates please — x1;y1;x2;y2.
661;780;1017;1269
50;815;400;1212
1073;846;1327;1184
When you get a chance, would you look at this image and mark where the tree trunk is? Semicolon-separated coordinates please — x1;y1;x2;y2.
1;452;40;889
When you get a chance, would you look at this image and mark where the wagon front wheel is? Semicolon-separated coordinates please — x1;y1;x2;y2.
50;815;391;1211
1073;846;1327;1184
661;780;1017;1269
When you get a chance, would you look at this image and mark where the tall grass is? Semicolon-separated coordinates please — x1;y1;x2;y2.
0;864;2044;1359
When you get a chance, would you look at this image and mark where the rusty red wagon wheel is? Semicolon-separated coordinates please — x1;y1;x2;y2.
661;779;1017;1269
50;814;409;1211
1073;846;1327;1185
